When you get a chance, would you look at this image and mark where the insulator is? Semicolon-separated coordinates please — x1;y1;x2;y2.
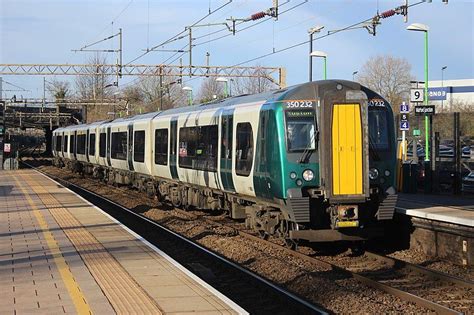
251;12;266;20
380;9;396;18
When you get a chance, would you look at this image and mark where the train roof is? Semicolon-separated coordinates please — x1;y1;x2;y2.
53;80;391;130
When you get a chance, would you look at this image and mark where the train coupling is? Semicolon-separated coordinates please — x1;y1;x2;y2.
331;205;359;229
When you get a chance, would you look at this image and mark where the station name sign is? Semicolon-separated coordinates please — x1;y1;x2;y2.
414;105;435;116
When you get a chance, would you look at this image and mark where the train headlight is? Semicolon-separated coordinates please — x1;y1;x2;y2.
302;169;314;181
290;172;297;180
369;168;379;180
384;170;391;177
296;179;303;186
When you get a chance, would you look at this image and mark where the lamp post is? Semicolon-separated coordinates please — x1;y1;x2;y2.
216;77;229;98
352;71;358;81
182;86;193;106
441;65;447;108
407;22;430;162
310;50;327;80
308;25;324;82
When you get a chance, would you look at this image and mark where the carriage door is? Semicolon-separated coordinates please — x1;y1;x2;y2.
106;127;112;166
220;109;235;192
169;118;179;180
127;123;134;171
331;104;363;195
86;129;90;162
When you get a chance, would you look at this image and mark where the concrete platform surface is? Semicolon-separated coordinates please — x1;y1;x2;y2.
396;193;474;227
0;169;247;314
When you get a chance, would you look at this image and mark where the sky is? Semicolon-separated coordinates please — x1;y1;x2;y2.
1;0;473;99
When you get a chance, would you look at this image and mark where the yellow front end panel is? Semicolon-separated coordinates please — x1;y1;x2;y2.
332;104;363;195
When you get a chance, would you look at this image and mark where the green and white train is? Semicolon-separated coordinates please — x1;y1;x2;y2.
52;80;397;244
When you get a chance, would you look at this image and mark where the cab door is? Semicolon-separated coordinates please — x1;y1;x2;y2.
331;103;363;195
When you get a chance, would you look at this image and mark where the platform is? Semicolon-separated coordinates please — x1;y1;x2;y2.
0;169;246;314
396;193;474;227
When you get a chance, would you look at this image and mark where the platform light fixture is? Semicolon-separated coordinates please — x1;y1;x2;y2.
216;77;229;98
310;50;327;80
407;22;430;162
308;25;324;82
182;86;193;106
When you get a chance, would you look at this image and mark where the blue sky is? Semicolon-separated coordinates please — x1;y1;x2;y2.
1;0;473;99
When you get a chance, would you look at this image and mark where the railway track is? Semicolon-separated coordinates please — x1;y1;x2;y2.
23;159;474;314
22;161;327;315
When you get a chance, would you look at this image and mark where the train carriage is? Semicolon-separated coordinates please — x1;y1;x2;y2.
52;80;397;243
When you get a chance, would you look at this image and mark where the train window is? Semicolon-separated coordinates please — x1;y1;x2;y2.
220;116;233;159
89;134;96;156
286;111;316;152
179;125;218;171
235;123;254;176
155;129;168;165
70;134;75;154
111;131;127;160
260;112;267;162
63;136;68;152
368;109;389;150
133;130;145;163
77;134;86;155
99;133;106;157
55;135;62;152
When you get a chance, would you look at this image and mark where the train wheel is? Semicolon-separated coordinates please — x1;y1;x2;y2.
258;230;269;240
284;238;298;250
349;241;366;256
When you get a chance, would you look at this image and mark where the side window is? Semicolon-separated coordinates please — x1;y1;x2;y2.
77;134;86;154
111;132;128;160
235;122;254;176
179;125;218;171
133;130;145;162
55;135;62;152
260;113;266;162
99;133;106;157
63;135;68;153
155;129;168;165
89;134;96;156
70;134;76;154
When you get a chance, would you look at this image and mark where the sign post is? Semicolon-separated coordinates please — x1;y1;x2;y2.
399;102;410;161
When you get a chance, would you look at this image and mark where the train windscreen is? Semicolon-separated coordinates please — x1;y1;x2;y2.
286;111;317;152
368;109;389;150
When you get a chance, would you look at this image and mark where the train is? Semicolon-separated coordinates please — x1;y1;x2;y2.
52;80;397;245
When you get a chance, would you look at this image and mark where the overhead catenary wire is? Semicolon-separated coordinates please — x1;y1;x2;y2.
125;0;233;66
179;0;426;88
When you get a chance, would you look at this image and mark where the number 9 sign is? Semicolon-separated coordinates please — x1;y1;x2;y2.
410;88;424;103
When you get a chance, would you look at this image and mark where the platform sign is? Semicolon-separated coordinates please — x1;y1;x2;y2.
414;105;435;116
400;103;410;113
410;88;424;103
400;121;409;131
413;129;421;136
4;143;10;153
400;113;409;121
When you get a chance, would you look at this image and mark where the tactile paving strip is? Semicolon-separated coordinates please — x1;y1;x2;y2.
19;172;163;314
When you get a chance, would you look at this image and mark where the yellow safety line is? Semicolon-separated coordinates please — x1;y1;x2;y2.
13;174;92;315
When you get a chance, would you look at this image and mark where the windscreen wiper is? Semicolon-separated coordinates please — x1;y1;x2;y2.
298;130;319;164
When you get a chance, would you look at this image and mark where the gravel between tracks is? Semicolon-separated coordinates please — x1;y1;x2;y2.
32;161;466;314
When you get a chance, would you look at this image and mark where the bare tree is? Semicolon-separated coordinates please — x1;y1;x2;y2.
47;79;70;101
197;77;224;103
357;55;413;111
232;66;279;96
74;53;115;122
139;75;187;111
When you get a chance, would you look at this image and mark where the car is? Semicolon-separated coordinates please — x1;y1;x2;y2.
438;145;454;157
462;171;474;193
462;146;473;159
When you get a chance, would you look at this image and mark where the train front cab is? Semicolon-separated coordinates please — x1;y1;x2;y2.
283;81;394;242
